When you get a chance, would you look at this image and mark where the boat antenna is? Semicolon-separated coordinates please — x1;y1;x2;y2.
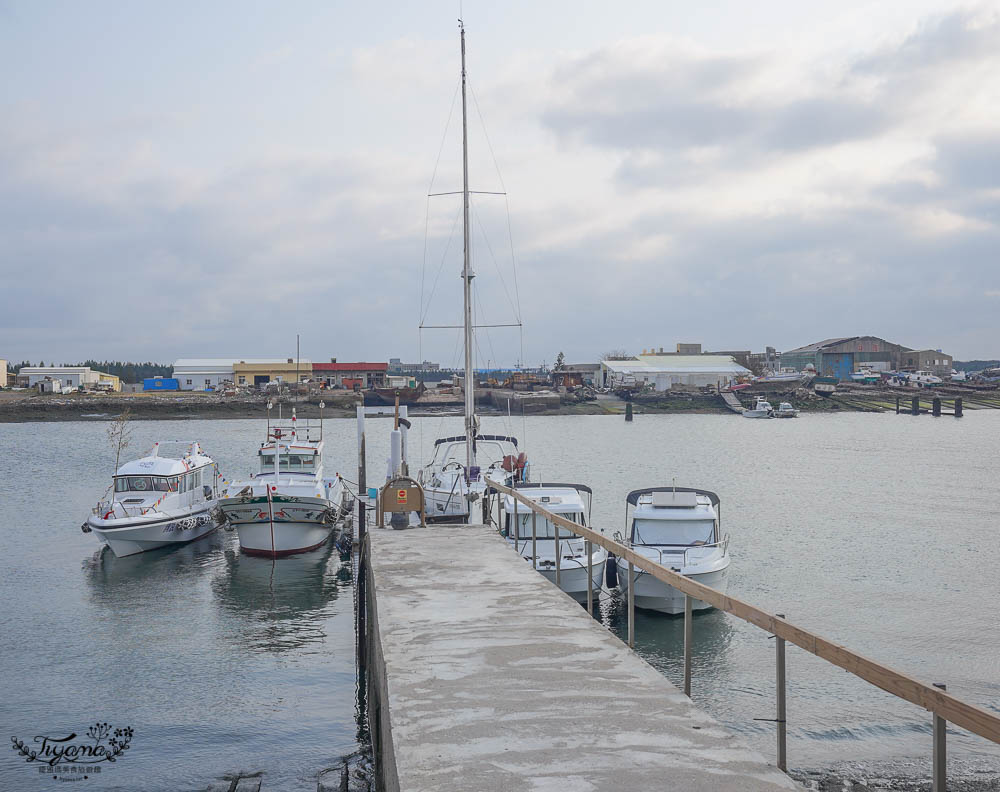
459;19;476;473
319;400;325;441
267;400;272;437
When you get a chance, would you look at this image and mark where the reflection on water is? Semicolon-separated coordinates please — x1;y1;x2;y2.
213;543;351;653
82;530;227;601
600;591;735;683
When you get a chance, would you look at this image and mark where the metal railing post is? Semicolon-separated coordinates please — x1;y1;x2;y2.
933;682;947;792
776;613;787;772
555;523;561;587
683;593;693;697
513;496;519;553
627;560;635;648
586;538;593;612
531;511;537;570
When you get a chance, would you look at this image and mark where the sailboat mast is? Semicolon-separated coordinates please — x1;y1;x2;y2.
460;21;476;472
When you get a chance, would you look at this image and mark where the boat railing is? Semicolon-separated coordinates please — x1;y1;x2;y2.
486;479;1000;785
626;536;730;569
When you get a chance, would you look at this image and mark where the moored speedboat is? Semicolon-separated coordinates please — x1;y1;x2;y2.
742;396;774;418
217;410;348;557
617;487;730;614
774;402;799;418
501;483;605;602
83;441;221;557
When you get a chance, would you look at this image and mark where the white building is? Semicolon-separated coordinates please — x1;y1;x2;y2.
173;359;237;391
18;366;103;389
601;355;750;391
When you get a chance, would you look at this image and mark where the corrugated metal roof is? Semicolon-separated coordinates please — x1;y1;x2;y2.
313;362;388;371
173;358;313;368
603;356;750;374
781;338;858;355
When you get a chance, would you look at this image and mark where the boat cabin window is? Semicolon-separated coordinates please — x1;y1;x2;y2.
511;512;582;539
115;476;161;492
152;477;170;492
631;518;716;546
260;455;274;470
168;478;179;492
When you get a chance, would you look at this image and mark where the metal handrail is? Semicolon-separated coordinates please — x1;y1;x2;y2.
488;479;1000;759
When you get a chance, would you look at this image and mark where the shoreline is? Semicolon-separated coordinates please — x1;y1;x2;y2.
1;388;996;422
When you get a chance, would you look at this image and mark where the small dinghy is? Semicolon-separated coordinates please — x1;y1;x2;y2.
83;441;221;557
502;483;605;602
774;402;799;418
617;487;730;614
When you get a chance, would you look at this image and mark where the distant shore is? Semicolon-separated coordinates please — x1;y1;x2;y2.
1;386;996;422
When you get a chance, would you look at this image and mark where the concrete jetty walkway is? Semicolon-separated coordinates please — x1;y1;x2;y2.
366;524;798;791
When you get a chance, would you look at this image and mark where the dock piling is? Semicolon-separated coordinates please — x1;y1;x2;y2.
555;522;561;587
625;400;633;422
912;397;920;415
933;397;941;416
776;613;787;773
955;397;963;417
933;682;947;792
683;594;693;697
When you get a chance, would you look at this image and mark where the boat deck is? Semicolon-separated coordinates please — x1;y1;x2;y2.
366;523;797;792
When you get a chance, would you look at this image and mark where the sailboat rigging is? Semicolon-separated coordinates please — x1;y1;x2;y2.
416;21;528;521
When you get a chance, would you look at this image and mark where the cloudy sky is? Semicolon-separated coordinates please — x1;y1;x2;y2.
2;1;999;367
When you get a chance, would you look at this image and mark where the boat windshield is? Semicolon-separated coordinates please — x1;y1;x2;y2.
261;453;317;472
631;518;715;546
512;512;582;539
115;476;172;493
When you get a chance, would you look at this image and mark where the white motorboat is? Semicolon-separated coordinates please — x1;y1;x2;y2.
83;441;221;557
742;396;774;418
908;370;943;387
217;409;349;557
501;483;606;602
416;23;527;521
774;402;799;418
616;487;730;614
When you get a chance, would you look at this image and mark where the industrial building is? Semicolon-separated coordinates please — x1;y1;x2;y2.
232;359;312;389
173;359;240;391
173;358;314;390
781;337;952;380
899;349;953;376
312;361;387;389
16;366;120;391
601;354;750;391
389;358;440;373
553;363;601;387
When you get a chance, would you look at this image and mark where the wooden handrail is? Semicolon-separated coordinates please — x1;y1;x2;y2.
489;481;1000;746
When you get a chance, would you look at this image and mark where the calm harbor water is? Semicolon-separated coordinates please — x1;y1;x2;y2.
2;411;998;789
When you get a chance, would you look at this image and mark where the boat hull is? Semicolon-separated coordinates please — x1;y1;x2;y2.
742;409;773;418
218;494;340;557
618;563;730;614
87;507;218;558
532;558;606;602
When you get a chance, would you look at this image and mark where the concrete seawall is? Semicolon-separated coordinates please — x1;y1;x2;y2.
365;523;799;791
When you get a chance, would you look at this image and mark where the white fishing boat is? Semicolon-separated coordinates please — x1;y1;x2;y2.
616;487;730;614
416;22;527;520
742;396;774;418
217;408;349;557
83;441;221;557
501;483;605;602
774;402;799;418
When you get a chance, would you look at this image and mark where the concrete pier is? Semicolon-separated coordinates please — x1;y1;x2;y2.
365;524;798;791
